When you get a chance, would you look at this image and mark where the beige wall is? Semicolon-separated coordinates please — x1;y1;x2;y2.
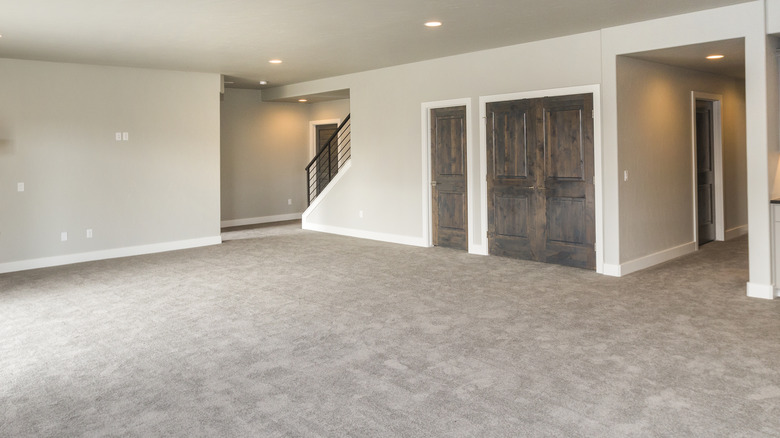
309;99;350;126
266;31;602;247
616;56;747;262
220;89;309;222
0;58;221;269
219;92;350;223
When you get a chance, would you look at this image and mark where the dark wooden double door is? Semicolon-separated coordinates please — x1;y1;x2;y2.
486;94;595;269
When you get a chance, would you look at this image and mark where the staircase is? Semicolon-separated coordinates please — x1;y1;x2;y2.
306;114;351;205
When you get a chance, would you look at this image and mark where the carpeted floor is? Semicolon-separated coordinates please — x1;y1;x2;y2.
1;226;779;437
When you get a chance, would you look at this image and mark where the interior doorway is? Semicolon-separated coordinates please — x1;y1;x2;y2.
691;93;725;247
430;106;468;251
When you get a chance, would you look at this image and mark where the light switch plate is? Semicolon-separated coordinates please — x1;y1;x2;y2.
17;182;24;192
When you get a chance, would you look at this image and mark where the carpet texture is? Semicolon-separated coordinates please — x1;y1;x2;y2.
1;228;779;437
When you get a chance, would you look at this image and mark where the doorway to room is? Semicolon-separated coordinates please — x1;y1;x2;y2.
694;97;720;247
430;105;468;251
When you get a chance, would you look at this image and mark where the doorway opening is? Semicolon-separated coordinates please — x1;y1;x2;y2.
430;106;468;251
692;94;724;247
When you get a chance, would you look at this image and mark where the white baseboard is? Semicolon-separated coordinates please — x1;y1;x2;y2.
221;213;302;228
725;224;748;240
602;263;622;277
609;241;697;277
747;282;776;300
469;244;488;256
302;222;427;248
0;236;222;275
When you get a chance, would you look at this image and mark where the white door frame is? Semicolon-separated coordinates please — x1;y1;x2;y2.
690;92;725;245
478;85;604;273
420;98;474;251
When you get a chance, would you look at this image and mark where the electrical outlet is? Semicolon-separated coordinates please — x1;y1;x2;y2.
17;182;24;192
61;232;68;242
86;229;93;238
115;132;122;141
359;210;364;218
624;170;629;182
287;199;292;205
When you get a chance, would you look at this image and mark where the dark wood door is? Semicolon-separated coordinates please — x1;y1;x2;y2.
315;124;338;196
431;106;468;250
486;94;595;269
695;100;716;245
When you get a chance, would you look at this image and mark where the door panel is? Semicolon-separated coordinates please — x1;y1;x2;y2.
493;105;530;179
315;124;338;196
431;106;468;251
545;107;586;181
495;195;530;237
487;94;595;269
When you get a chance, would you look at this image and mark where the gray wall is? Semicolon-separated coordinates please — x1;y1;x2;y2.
269;32;602;245
219;91;349;223
617;56;747;262
0;58;221;267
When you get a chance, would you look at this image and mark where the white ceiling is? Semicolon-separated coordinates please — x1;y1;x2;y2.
0;0;753;89
627;38;746;80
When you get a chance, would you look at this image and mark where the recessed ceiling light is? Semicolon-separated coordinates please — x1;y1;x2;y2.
259;80;268;85
298;99;308;102
425;21;442;27
706;54;724;60
269;59;282;64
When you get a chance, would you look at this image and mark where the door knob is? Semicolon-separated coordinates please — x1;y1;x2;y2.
431;181;437;187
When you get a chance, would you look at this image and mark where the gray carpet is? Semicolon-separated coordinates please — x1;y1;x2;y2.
1;229;779;437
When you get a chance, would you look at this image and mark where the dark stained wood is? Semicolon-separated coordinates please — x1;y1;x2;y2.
695;100;716;246
486;99;537;260
315;124;338;196
541;94;595;269
486;94;595;269
431;106;468;251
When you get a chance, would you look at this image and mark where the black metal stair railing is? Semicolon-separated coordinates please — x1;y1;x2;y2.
305;114;351;205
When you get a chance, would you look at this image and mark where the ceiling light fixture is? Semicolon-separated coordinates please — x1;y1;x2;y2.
269;59;282;64
425;21;442;27
706;54;724;60
259;80;268;85
298;99;308;102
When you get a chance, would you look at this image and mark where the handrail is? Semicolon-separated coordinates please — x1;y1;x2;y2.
305;114;350;170
305;114;351;205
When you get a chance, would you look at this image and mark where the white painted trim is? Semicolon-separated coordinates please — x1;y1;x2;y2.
303;222;427;248
747;282;776;299
602;264;622;277
617;241;696;277
302;159;352;221
725;224;749;240
691;92;726;246
420;98;476;252
221;213;302;228
309;118;341;160
0;236;222;275
478;84;604;272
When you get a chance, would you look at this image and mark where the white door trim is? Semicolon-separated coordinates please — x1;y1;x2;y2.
478;84;604;273
420;98;474;251
691;92;725;245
